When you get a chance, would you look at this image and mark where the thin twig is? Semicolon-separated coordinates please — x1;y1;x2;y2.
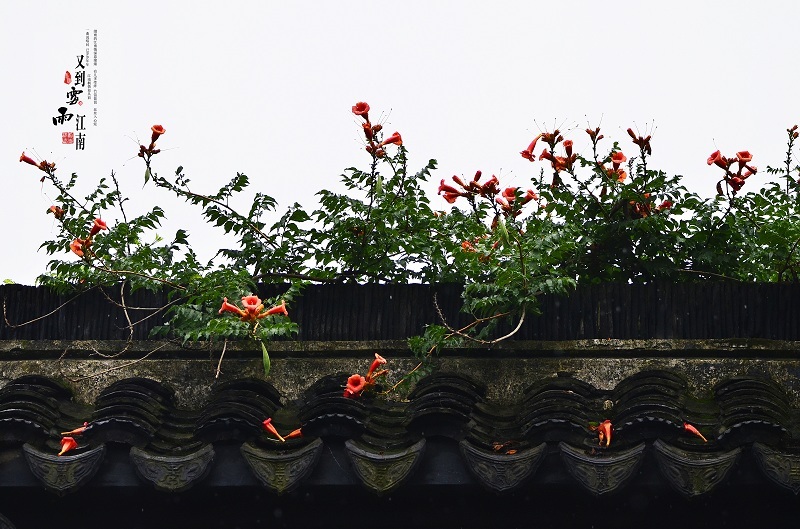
386;298;523;394
110;170;131;255
3;288;97;328
433;294;513;343
128;296;184;327
677;268;741;281
119;281;133;339
777;236;800;282
88;341;133;359
98;283;134;338
485;309;526;344
215;339;228;379
88;262;187;290
154;175;275;248
251;271;339;283
66;342;170;381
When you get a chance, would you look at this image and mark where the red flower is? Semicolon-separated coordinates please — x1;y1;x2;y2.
89;218;108;237
380;131;403;147
264;299;288;317
362;123;373;140
728;176;745;192
61;422;89;436
520;134;542;161
501;187;518;203
736;151;752;165
366;353;387;382
19;152;38;167
240;295;264;319
262;418;286;442
604;165;627;183
70;239;86;257
352;102;370;121
49;206;65;219
343;374;367;398
495;196;512;213
657;200;673;211
539;150;570;172
479;175;500;197
218;297;246;318
707;150;727;169
438;179;467;203
150;124;166;145
630;200;651;219
563;140;573;158
58;437;78;456
441;191;462;204
683;422;708;443
590;420;613;448
438;179;461;195
736;151;755;173
343;354;392;398
611;151;627;170
522;189;538;204
284;428;303;440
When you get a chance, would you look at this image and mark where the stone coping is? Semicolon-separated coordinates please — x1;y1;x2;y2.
2;339;800;406
2;338;800;358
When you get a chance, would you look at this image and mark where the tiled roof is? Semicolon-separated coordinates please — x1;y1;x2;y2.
2;370;800;500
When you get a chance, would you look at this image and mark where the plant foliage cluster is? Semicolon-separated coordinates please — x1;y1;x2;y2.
16;107;800;385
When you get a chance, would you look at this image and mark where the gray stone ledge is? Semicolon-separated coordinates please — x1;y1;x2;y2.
2;338;800;408
2;338;799;357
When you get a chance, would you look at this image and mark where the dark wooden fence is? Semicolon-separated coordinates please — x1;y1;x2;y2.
1;282;798;341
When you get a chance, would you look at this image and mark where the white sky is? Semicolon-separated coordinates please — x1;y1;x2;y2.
2;1;798;285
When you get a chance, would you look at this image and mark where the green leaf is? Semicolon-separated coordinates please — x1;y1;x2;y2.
496;217;510;247
144;168;151;185
260;340;271;377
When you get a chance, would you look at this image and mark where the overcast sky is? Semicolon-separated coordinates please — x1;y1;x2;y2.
3;1;799;285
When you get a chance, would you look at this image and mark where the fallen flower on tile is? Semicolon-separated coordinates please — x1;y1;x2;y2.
61;422;89;436
58;437;78;456
589;420;613;448
683;422;708;443
262;418;286;442
284;428;303;440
